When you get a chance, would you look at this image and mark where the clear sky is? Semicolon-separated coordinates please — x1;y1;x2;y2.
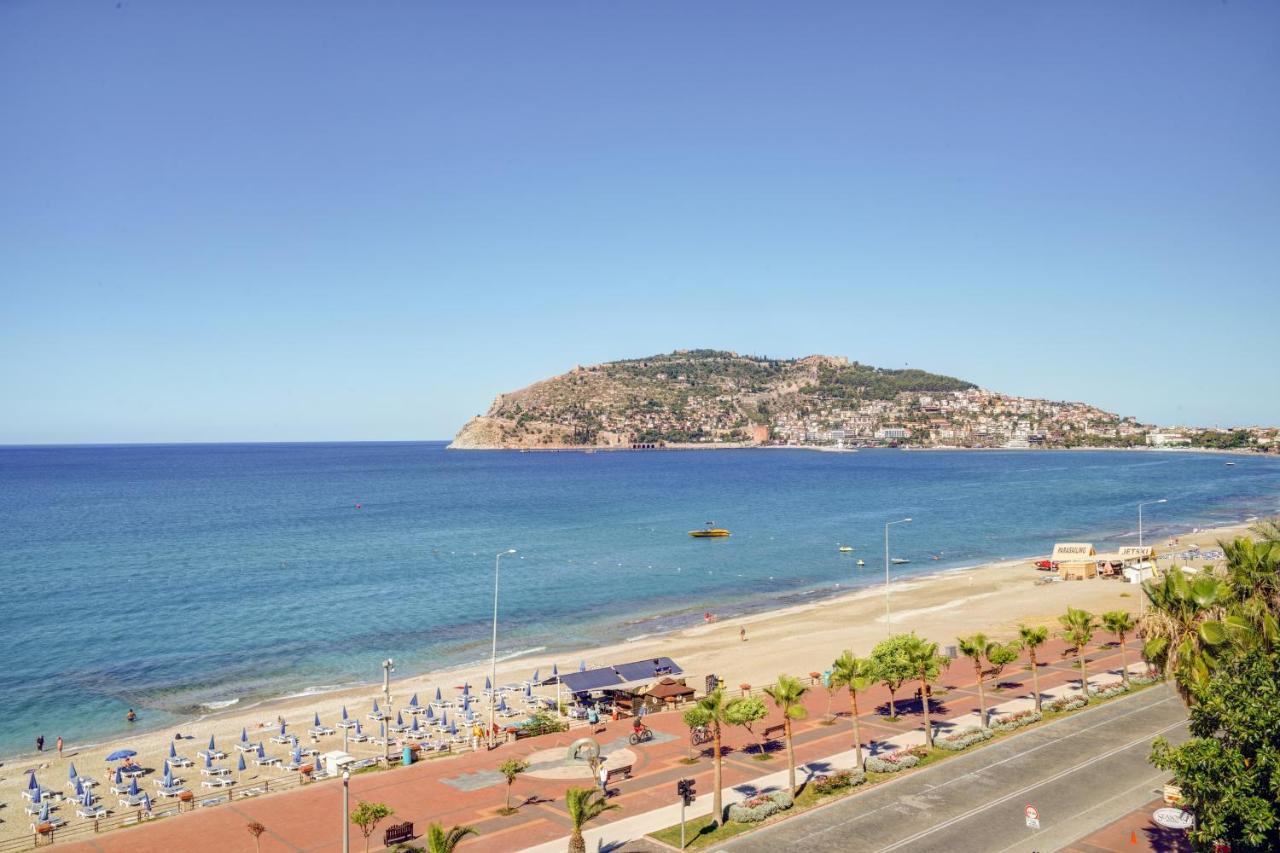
2;2;1277;443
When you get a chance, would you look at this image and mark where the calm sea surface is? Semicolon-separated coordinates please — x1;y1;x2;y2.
2;442;1277;755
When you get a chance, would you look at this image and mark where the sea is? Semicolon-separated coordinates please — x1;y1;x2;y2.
1;442;1277;757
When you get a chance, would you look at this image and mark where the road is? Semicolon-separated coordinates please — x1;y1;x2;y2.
722;685;1188;853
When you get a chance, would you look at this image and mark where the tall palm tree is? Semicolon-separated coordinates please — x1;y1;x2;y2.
1221;537;1280;647
564;787;618;853
681;687;734;825
1101;610;1137;687
828;650;875;768
1017;624;1050;712
425;823;477;853
901;635;949;748
957;633;990;728
762;675;810;794
1059;607;1099;700
1139;570;1245;701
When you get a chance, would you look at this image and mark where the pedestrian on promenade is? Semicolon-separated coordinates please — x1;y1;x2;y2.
598;762;608;796
56;736;63;757
36;734;44;752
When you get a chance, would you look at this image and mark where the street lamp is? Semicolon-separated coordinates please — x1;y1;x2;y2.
1137;499;1167;614
381;658;394;763
884;518;912;634
489;549;517;746
342;769;350;853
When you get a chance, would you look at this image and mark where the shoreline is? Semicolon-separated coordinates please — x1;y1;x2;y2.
448;442;1271;455
2;516;1259;771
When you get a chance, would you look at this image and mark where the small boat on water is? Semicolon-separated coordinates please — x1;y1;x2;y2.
690;523;731;538
891;557;910;565
1225;461;1236;466
838;545;854;553
856;559;866;566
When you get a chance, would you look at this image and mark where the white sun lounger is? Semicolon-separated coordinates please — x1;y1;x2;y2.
201;778;234;789
336;719;358;729
30;816;66;830
197;749;226;761
118;793;149;807
199;766;230;777
156;784;188;798
308;726;335;737
234;741;257;753
77;805;108;819
268;733;294;745
167;754;194;768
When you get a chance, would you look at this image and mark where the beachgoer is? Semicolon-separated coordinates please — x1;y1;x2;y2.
587;707;599;727
598;763;609;796
56;736;63;757
739;626;747;642
36;734;44;752
126;709;137;723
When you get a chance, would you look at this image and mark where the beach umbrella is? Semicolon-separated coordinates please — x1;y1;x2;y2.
497;697;508;712
379;722;386;739
207;734;216;751
524;682;532;697
409;716;420;733
355;721;363;735
292;745;302;765
551;663;559;677
114;767;123;785
396;710;404;726
424;705;435;721
106;749;136;762
38;801;50;823
449;720;458;736
163;759;171;776
441;710;449;727
409;693;419;708
68;762;78;781
531;669;539;683
82;788;94;808
341;705;349;721
314;712;321;727
27;771;38;790
31;786;42;804
204;752;213;768
240;726;248;743
162;764;173;788
256;743;266;759
579;659;586;672
279;722;287;736
168;742;177;759
140;792;151;812
128;776;139;796
484;676;492;690
460;682;470;697
75;776;85;797
434;687;443;703
371;699;380;715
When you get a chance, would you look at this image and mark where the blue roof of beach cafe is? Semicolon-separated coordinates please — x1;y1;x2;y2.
549;656;683;695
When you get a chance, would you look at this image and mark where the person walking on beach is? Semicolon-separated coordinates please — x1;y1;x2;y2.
56;736;63;757
36;735;44;752
739;626;747;642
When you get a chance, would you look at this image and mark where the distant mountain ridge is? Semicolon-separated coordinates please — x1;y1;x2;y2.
450;349;1154;450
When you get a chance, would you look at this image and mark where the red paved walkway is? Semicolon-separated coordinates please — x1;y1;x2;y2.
1062;797;1193;852
57;636;1144;853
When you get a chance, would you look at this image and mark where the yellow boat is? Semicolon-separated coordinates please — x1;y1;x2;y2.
690;523;730;538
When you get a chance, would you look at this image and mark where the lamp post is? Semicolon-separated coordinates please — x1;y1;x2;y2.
489;549;517;747
884;518;912;634
341;769;350;853
1137;499;1167;614
381;658;394;764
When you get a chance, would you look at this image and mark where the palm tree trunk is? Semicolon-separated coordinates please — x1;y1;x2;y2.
851;690;864;769
1077;650;1089;700
712;722;723;826
784;718;796;794
568;828;586;853
506;781;512;810
974;663;987;728
1117;632;1130;687
918;673;933;748
1029;649;1042;713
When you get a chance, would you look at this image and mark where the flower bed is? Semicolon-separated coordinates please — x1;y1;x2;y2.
990;710;1042;732
865;751;920;773
936;726;994;751
1130;671;1163;686
728;789;794;823
811;769;866;794
1047;696;1087;713
1088;683;1130;700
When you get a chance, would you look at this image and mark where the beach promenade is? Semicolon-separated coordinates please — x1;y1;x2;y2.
41;634;1163;853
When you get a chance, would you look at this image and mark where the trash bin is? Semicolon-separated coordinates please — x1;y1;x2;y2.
402;747;413;766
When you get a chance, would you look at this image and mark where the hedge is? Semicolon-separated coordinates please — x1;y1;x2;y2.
728;789;794;823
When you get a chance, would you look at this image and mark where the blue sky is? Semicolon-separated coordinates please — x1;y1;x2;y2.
2;2;1277;443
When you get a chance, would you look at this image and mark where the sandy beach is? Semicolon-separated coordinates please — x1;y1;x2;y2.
0;520;1254;841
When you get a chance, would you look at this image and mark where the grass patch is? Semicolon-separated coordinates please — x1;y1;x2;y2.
495;806;518;816
678;757;700;765
650;813;758;850
750;753;773;761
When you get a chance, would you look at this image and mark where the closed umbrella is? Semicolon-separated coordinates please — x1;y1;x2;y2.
497;697;508;712
551;663;559;677
424;705;435;721
293;744;302;766
240;726;249;743
279;722;287;737
379;722;386;740
341;705;349;721
531;669;539;683
371;699;380;715
31;786;42;804
355;721;363;735
168;742;177;759
128;776;139;796
484;676;492;690
434;687;443;703
68;762;78;781
82;788;94;808
140;792;151;812
75;776;85;797
449;720;458;737
207;735;216;752
256;743;266;759
162;763;173;788
396;711;404;726
237;752;247;774
114;767;123;785
409;716;420;733
313;712;321;727
38;801;50;823
204;752;213;768
409;693;419;709
524;682;532;697
27;771;38;790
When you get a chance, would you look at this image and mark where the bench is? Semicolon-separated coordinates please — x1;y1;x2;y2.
763;724;786;743
384;821;415;846
605;764;633;785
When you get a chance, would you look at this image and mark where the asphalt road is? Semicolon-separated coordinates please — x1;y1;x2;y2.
722;685;1188;853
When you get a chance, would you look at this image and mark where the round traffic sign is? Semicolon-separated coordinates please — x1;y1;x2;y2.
1025;805;1039;820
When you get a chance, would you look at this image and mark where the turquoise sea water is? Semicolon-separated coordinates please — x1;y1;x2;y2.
1;442;1277;756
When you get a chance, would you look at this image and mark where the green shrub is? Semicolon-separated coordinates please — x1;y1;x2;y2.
1047;696;1087;713
1089;683;1130;700
727;790;794;823
865;752;920;773
521;710;568;736
936;726;994;751
990;710;1042;732
811;769;865;794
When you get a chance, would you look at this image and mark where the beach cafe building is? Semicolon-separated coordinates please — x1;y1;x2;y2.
541;657;684;712
1052;543;1155;581
1053;542;1098;580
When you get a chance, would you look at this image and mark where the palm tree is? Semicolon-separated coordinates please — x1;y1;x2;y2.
1101;610;1137;687
762;675;809;793
425;823;477;853
681;687;734;825
1017;624;1050;712
828;650;875;768
901;635;949;748
957;633;991;728
1221;537;1280;646
1059;607;1099;700
564;786;618;853
1139;570;1244;701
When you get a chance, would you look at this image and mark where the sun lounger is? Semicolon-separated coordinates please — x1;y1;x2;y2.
239;786;267;798
253;754;281;767
156;785;188;798
308;725;336;737
199;766;231;777
110;782;132;795
30;816;66;831
22;787;56;802
347;730;368;743
234;741;257;752
152;776;184;789
197;749;226;761
76;776;99;789
118;793;149;807
167;754;193;768
119;766;146;778
197;795;228;808
201;778;235;789
337;718;358;729
269;733;293;745
349;757;378;770
23;801;46;816
77;805;108;819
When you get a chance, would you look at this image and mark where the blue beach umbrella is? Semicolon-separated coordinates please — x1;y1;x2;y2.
341;705;349;721
140;792;152;812
68;762;78;781
460;682;470;697
379;722;386;739
449;720;458;736
292;745;302;765
409;693;419;709
240;726;248;743
424;705;435;721
168;742;177;759
82;788;94;808
355;721;363;735
204;752;213;768
314;712;321;727
162;764;173;787
106;749;136;762
279;722;287;736
114;767;123;785
524;683;532;697
371;699;380;715
27;771;38;790
235;752;244;773
207;735;216;751
38;801;50;823
551;663;559;677
497;697;508;712
579;659;586;672
128;776;139;796
31;786;42;804
434;687;443;703
531;669;539;683
256;743;266;759
440;710;449;727
396;711;404;726
484;676;492;690
409;717;420;733
75;776;85;797
163;759;171;776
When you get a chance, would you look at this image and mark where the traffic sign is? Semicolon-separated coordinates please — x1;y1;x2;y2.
1025;804;1040;829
